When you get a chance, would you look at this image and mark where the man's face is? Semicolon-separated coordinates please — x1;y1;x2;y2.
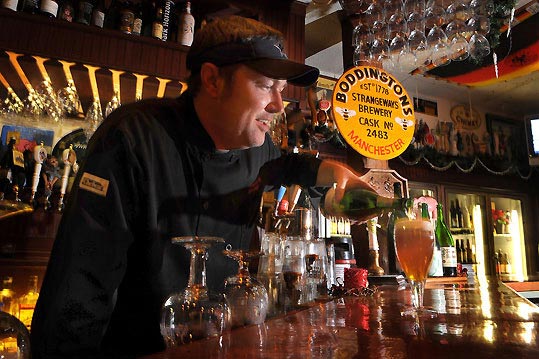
213;65;287;150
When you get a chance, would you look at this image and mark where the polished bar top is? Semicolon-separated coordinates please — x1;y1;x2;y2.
142;276;539;358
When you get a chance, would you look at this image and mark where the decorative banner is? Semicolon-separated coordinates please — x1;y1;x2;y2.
332;66;415;160
450;105;482;130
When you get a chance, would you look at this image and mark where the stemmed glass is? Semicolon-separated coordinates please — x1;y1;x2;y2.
394;216;437;317
161;236;230;346
223;247;269;328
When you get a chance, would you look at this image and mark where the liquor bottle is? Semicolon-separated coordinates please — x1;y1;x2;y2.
503;252;511;274
19;0;38;14
90;0;106;28
132;1;143;35
0;276;16;316
385;182;407;274
449;200;457;228
57;0;75;22
177;1;194;46
435;203;457;277
18;275;39;330
151;0;164;40
1;0;19;11
118;0;135;34
104;0;119;29
497;250;506;274
39;0;59;18
455;199;463;228
76;0;95;25
322;185;411;224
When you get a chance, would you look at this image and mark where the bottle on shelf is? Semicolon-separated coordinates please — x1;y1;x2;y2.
151;0;164;40
435;203;457;277
19;0;39;14
455;199;463;228
132;1;143;35
76;0;95;25
17;275;39;330
0;276;16;317
462;199;471;229
0;0;19;11
503;252;511;274
177;1;195;46
465;239;473;264
322;184;411;224
104;0;119;29
118;0;135;34
456;239;463;264
91;0;106;28
386;183;408;274
39;0;59;18
497;249;506;274
450;200;457;228
57;0;75;22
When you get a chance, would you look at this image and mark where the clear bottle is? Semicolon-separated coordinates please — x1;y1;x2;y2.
455;199;463;228
456;239;463;264
465;239;473;264
0;0;19;11
17;275;39;330
462;199;471;229
151;0;164;40
435;203;457;277
449;200;457;228
177;1;194;46
39;0;59;18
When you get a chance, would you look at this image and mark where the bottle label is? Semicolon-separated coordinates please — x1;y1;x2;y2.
91;10;105;28
1;0;19;11
441;246;457;267
178;15;195;46
40;0;59;17
161;0;172;41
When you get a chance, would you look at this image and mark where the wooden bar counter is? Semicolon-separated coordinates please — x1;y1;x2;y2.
142;276;539;358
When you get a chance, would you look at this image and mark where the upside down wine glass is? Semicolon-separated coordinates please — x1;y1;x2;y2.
161;236;230;346
223;247;269;328
394;216;437;317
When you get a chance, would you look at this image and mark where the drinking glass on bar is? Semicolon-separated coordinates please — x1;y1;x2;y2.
394;216;437;317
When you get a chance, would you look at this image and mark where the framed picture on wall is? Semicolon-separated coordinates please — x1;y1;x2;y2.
1;125;55;153
485;114;527;161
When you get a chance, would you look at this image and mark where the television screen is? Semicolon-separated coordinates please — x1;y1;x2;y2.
525;116;539;166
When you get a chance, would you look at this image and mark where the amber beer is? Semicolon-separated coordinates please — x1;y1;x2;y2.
394;218;435;281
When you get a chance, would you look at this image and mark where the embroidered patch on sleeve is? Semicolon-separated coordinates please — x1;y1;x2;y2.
79;172;110;197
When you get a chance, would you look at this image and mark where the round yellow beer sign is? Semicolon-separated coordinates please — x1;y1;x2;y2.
331;66;415;160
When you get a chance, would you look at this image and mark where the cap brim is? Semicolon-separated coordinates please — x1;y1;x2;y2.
245;58;320;87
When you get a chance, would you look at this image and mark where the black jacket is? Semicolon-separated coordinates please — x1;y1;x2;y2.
31;92;321;358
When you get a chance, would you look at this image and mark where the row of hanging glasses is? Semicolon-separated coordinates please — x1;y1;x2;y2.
351;0;496;72
0;80;121;139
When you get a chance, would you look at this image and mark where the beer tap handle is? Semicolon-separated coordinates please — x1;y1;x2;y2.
58;145;76;211
31;142;47;204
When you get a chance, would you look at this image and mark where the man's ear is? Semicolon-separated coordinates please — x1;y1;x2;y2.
199;63;221;97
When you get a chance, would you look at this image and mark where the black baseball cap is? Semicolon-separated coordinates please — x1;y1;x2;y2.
186;37;320;87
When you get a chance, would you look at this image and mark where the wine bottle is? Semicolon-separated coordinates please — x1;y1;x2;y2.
177;1;194;46
0;0;19;11
322;185;410;224
465;239;473;264
386;182;407;274
462;199;471;229
456;239;463;264
435;203;457;277
39;0;59;18
90;0;106;28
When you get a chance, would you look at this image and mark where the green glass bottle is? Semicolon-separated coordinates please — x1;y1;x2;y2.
323;185;410;224
435;203;457;277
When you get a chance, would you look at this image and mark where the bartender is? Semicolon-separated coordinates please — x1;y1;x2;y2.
31;15;373;358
